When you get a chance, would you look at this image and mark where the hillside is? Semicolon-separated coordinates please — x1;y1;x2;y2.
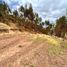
0;14;47;34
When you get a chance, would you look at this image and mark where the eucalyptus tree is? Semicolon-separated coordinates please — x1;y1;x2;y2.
55;16;67;37
13;10;19;17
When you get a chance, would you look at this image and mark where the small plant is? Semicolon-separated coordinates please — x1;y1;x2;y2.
30;64;35;67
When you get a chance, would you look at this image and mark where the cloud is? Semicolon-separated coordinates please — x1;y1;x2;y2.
3;0;67;22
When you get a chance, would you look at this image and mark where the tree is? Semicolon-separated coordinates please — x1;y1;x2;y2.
41;22;45;26
19;5;24;12
43;20;53;35
0;1;11;15
23;3;34;21
3;2;11;14
55;16;67;37
28;4;34;21
34;13;42;25
45;20;50;26
19;5;24;17
0;2;3;17
24;9;29;18
13;10;18;17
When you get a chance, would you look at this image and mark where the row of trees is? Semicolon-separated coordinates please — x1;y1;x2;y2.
0;1;52;28
13;4;42;24
0;1;67;38
0;1;45;33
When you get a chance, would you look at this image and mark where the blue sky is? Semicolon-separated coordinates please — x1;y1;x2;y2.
3;0;67;22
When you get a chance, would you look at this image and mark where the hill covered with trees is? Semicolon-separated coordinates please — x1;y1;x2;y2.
0;1;67;38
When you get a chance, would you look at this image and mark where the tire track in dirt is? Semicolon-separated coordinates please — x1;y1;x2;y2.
0;35;20;49
0;41;33;62
0;34;27;50
0;34;33;56
0;34;33;62
0;40;48;67
14;42;49;67
0;36;22;51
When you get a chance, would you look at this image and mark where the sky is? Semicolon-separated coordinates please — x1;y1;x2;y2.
2;0;67;22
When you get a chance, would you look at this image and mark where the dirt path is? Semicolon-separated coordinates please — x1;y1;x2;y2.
0;33;49;67
0;33;67;67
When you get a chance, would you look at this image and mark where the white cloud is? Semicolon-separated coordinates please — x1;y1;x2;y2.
3;0;67;22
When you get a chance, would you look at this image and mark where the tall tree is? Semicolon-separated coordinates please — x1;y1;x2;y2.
19;5;24;12
0;1;11;15
45;20;50;26
19;5;24;17
28;4;34;21
13;10;18;17
44;20;53;35
23;4;34;21
34;13;42;25
55;16;67;37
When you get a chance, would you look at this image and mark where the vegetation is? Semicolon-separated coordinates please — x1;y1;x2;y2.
55;16;67;37
0;1;46;33
0;1;67;38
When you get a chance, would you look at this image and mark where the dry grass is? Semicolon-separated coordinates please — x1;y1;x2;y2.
0;23;10;29
28;33;67;56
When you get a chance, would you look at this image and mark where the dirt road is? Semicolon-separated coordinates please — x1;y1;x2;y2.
0;33;49;67
0;33;67;67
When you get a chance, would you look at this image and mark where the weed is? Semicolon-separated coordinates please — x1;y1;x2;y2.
30;64;35;67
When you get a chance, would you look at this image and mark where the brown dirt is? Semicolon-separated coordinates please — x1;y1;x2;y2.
0;33;67;67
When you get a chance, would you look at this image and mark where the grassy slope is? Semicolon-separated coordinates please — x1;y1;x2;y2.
28;33;67;56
